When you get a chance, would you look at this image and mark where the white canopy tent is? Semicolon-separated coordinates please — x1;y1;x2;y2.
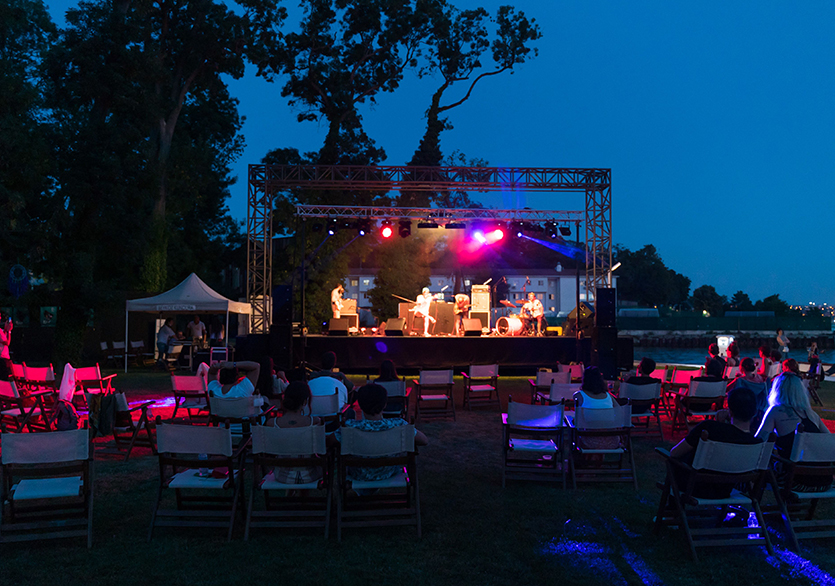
124;273;251;371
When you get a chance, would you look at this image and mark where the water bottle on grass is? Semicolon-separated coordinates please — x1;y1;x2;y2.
198;453;208;477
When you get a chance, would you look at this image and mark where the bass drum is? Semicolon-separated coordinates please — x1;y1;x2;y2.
496;316;524;337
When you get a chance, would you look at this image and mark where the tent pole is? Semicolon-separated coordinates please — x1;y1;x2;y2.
225;310;230;355
300;218;306;366
124;308;129;373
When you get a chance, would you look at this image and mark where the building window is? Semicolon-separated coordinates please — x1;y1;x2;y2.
362;279;371;286
538;280;544;286
549;294;554;300
350;279;358;287
464;280;471;286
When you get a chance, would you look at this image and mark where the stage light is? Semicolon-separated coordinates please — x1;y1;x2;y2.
445;222;466;230
487;228;504;243
398;220;411;238
473;230;487;244
380;221;393;239
417;221;439;229
356;219;372;236
559;225;572;236
516;231;523;238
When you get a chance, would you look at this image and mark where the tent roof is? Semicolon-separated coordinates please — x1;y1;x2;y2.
126;273;251;314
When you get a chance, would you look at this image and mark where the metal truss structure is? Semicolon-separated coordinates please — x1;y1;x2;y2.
247;164;611;333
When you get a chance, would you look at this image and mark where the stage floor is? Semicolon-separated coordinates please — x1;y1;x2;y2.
291;334;634;373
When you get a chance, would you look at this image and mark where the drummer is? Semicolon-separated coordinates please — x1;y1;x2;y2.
521;292;545;336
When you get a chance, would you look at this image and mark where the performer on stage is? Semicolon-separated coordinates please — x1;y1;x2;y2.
331;283;344;319
414;287;436;337
521;292;545;336
454;293;470;336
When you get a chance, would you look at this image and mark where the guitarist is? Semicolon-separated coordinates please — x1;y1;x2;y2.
454;293;471;336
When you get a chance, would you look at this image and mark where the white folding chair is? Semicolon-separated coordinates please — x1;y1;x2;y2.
413;369;455;422
502;397;567;488
530;370;571;404
568;401;637;489
461;364;500;410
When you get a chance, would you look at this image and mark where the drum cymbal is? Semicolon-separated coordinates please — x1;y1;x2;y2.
499;299;517;308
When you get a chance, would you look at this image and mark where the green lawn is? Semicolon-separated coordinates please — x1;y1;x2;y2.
2;371;834;586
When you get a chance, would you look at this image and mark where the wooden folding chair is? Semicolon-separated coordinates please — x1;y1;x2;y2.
22;363;57;399
413;369;455;422
336;425;420;541
74;364;116;407
461;364;500;410
148;423;247;541
567;401;637;489
654;438;775;562
544;382;582;409
502;396;567;488
529;370;570;404
618;381;664;440
0;380;53;433
672;380;726;436
170;374;209;422
558;363;584;382
0;428;94;547
208;394;272;445
84;392;156;461
769;431;835;549
245;424;332;540
377;379;410;419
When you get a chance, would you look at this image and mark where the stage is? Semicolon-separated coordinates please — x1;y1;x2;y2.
288;334;634;374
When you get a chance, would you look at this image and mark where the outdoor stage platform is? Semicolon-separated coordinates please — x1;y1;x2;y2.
290;335;634;373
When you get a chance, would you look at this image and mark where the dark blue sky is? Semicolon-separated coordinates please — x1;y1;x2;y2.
46;1;835;305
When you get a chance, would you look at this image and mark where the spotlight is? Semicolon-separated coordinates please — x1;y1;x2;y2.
559;225;572;236
398;220;411;238
488;228;504;243
547;222;559;239
417;221;439;229
380;220;393;239
327;219;338;236
445;222;466;230
473;231;487;244
356;219;371;236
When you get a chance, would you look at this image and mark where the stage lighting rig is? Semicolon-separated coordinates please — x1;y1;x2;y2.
445;222;466;230
417;221;439;229
398;220;412;238
559;225;572;236
356;219;372;236
380;220;393;239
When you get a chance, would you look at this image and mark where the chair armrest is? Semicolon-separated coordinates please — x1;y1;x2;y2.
461;372;470;380
28;390;56;397
127;401;156;412
101;374;117;382
232;437;252;460
528;379;536;387
654;447;672;458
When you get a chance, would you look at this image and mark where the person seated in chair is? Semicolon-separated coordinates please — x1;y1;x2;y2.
694;358;725;382
574;366;619;450
625;357;659;385
727;357;768;418
670;386;762;498
207;360;260;398
271;380;323;485
726;341;740;367
757;346;773;380
309;351;355;399
705;343;727;371
334;383;428;485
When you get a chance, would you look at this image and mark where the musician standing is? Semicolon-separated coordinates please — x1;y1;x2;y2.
331;283;344;319
522;292;545;336
454;293;470;336
414;287;436;337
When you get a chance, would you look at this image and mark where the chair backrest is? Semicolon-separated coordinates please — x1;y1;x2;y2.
790;432;835;463
688;380;727;398
340;424;415;456
376;380;407;398
469;364;498;378
251;424;326;456
210;347;229;362
309;392;339;417
420;370;453;385
308;376;346;397
1;428;90;464
0;380;21;399
208;395;260;419
167;344;183;358
618;382;661;402
130;340;144;351
23;364;55;383
74;365;102;382
156;423;233;456
691;439;773;472
536;370;570;386
112;341;126;351
507;400;563;428
767;363;782;379
100;342;109;352
114;392;130;412
724;366;740;379
171;374;207;392
672;368;699;385
650;368;669;382
558;364;584;379
11;363;25;380
575;402;632;430
549;382;582;403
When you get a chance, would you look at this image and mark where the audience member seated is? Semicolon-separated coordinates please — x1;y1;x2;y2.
374;359;405;415
670;387;762;498
309;351;355;399
756;373;832;492
207;360;260;398
574;366;619;449
782;358;801;377
725;341;740;367
726;357;768;416
334;384;428;485
757;346;772;380
625;357;659;385
693;358;725;382
271;380;323;484
256;356;289;404
705;343;727;371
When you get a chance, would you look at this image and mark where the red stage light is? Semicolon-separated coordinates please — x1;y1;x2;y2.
381;225;393;238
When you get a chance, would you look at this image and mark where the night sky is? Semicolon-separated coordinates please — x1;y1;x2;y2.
45;1;835;305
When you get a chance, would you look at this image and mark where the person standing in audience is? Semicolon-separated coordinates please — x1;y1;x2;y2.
776;329;790;361
156;318;177;362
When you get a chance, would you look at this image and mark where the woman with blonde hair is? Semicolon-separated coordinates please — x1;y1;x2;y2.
756;373;828;444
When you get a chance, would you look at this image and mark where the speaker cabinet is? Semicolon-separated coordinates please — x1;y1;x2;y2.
470;311;490;330
272;285;293;326
384;318;406;336
595;287;617;328
592;326;618;380
463;318;483;337
328;318;348;336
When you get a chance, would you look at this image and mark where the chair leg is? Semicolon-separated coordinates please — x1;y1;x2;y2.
414;475;422;539
244;470;256;541
753;500;774;555
148;486;163;542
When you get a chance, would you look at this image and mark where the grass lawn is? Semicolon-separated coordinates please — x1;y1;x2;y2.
2;370;835;586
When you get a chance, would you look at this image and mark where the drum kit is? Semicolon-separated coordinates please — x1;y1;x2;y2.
497;299;535;337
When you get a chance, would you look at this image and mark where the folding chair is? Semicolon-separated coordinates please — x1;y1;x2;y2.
22;363;57;397
461;364;500;410
170;374;209;421
308;392;342;429
413;369;455;422
0;380;53;433
502;396;567;488
163;344;184;371
336;425;420;541
618;381;664;440
770;431;835;549
100;342;118;368
245;424;332;540
529;370;570;404
148;423;246;541
74;364;116;407
128;341;155;367
0;428;94;547
766;362;782;380
567;401;637;489
208;394;271;444
654;438;775;562
377;379;410;419
9;362;25;388
672;380;726;436
558;363;584;382
84;392;156;461
544;382;582;409
807;363;824;407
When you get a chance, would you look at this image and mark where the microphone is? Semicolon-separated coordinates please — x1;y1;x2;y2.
483;278;492;285
441;285;449;291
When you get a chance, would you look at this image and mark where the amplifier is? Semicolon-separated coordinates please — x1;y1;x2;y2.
471;285;490;313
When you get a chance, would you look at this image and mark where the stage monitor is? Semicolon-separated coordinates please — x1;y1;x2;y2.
328;318;348;336
462;318;483;337
384;318;406;336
